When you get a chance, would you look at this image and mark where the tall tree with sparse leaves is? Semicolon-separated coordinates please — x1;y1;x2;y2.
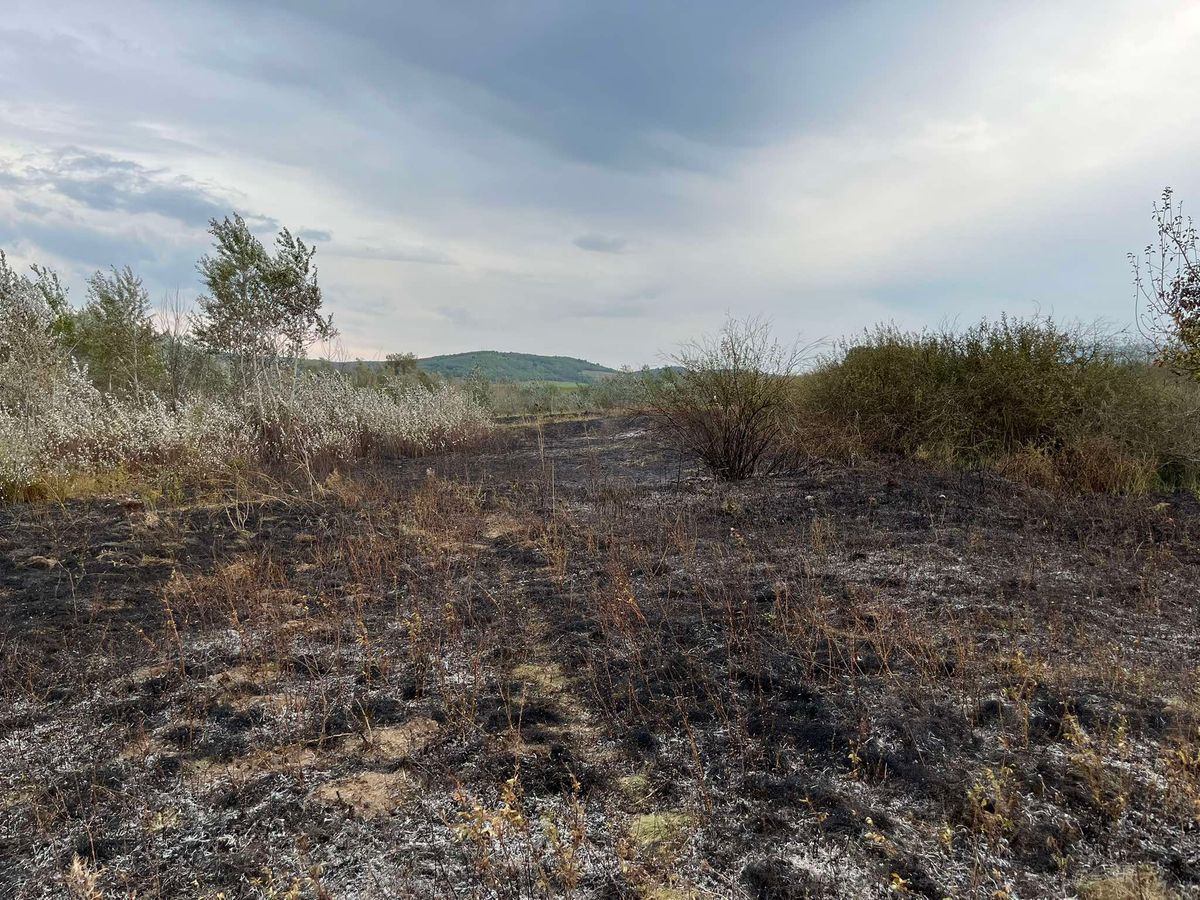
192;214;335;402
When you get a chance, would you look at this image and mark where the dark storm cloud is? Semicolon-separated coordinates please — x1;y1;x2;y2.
204;1;889;170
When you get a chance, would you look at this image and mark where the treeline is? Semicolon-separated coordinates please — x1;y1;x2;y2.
0;214;332;411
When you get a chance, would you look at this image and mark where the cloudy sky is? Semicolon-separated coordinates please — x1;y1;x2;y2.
2;1;1198;366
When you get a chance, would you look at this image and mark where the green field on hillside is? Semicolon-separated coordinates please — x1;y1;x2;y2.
418;351;614;382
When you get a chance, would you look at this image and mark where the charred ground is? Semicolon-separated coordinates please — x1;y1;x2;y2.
1;417;1198;898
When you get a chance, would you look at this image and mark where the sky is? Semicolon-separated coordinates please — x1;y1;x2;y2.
1;1;1198;367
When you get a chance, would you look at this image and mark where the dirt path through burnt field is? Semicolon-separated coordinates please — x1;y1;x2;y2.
1;416;1198;898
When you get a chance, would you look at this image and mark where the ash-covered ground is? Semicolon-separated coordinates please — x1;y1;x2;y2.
1;417;1198;898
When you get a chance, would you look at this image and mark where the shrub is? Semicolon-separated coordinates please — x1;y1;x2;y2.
75;266;162;395
588;368;656;411
0;251;72;414
0;370;492;502
0;365;252;501
796;316;1200;492
0;221;499;503
482;368;658;419
192;214;334;393
650;318;805;480
252;374;493;466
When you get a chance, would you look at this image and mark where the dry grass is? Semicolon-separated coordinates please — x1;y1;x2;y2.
0;416;1197;898
1078;866;1179;900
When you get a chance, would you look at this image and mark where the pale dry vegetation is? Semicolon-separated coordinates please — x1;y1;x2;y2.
0;219;492;502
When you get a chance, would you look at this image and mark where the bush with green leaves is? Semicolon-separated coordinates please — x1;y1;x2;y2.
797;316;1200;492
193;214;335;397
586;368;656;411
75;266;162;395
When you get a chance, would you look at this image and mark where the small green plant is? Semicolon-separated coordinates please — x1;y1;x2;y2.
964;765;1018;844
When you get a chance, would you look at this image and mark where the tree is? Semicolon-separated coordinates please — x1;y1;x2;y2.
192;214;335;399
78;266;160;395
385;352;418;376
153;290;230;407
0;251;70;412
1132;187;1200;379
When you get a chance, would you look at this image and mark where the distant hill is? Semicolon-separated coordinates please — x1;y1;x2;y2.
329;351;619;383
419;351;617;383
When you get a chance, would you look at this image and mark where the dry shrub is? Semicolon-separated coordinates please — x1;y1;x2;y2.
0;369;492;502
994;445;1060;491
1077;866;1178;900
1058;435;1158;495
650;318;806;480
781;410;865;464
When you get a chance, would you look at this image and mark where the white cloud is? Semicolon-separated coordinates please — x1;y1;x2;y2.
0;0;1195;364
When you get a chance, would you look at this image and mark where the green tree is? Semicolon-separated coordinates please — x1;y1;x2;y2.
156;290;227;409
385;352;418;376
78;266;161;395
192;214;335;399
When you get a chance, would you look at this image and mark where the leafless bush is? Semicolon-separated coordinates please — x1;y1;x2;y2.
649;317;806;480
1132;187;1200;379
